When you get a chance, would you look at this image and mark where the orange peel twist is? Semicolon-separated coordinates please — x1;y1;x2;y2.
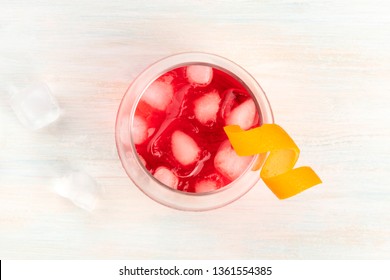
224;124;322;199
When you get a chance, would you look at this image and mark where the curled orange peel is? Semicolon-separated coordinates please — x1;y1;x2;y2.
224;124;322;199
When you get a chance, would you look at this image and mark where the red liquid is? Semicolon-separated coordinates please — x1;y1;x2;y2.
133;65;261;193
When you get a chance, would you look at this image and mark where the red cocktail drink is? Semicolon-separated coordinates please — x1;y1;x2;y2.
133;65;260;193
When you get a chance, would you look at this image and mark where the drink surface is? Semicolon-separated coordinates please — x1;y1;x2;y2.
133;65;261;193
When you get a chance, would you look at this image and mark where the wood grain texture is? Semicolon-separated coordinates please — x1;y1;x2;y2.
0;0;389;259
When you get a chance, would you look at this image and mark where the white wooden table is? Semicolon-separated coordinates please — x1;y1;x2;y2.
1;0;389;259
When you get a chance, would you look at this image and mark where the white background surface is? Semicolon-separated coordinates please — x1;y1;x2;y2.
0;0;389;259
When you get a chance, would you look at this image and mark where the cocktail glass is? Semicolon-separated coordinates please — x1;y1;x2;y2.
115;52;273;211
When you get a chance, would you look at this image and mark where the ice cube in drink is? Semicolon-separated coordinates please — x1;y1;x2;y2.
132;65;261;193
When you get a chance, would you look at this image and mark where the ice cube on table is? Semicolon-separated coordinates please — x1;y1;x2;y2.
132;115;148;145
171;130;201;166
10;83;60;130
214;140;253;181
52;170;103;212
141;80;173;111
153;166;179;189
225;99;257;130
194;90;221;125
186;65;213;86
195;179;218;193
